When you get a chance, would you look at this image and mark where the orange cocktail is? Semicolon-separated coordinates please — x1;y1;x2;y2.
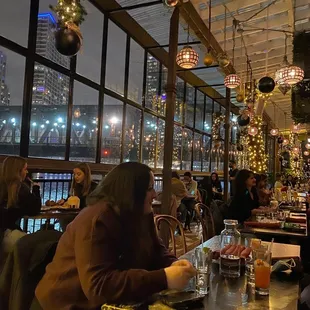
254;247;271;295
254;259;270;289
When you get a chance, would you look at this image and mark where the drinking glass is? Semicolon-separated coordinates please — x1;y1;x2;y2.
253;246;271;296
193;247;212;295
277;211;286;228
245;238;261;286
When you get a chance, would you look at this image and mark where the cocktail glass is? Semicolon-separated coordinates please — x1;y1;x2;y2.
253;246;271;296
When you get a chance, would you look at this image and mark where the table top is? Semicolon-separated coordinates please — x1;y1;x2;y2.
179;236;300;310
23;209;80;219
240;213;308;239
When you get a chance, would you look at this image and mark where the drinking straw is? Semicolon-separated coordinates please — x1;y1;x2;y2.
267;238;274;257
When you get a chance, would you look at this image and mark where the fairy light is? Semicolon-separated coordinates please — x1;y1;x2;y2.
245;116;268;173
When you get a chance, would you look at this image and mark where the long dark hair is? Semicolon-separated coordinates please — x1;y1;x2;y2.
71;163;92;197
87;162;152;217
211;172;219;183
234;169;254;197
0;156;27;208
87;162;154;260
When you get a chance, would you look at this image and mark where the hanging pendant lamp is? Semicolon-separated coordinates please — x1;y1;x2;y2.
176;23;199;69
270;103;279;136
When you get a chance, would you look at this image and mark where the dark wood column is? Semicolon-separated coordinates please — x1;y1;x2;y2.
161;7;179;217
223;87;231;202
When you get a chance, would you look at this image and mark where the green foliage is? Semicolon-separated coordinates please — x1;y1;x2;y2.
49;0;87;26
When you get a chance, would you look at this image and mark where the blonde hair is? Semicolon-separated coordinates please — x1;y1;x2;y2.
70;163;92;197
0;156;27;208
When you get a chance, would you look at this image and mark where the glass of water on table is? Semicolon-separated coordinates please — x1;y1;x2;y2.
245;238;261;286
193;246;212;295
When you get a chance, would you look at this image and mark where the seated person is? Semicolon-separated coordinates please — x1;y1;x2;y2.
229;169;276;223
57;163;97;209
183;171;198;197
171;171;188;223
34;162;195;310
0;156;41;266
285;174;295;188
274;173;283;189
255;174;272;206
211;172;223;200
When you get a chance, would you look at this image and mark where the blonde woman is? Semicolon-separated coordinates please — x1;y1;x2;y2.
57;163;97;209
0;156;41;264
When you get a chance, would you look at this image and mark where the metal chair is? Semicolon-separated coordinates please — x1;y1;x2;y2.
194;203;216;242
154;215;187;257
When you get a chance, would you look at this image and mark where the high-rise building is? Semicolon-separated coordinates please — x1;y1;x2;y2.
0;50;10;106
32;13;69;106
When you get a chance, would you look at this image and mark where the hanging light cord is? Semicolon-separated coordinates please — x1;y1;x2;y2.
224;6;227;52
208;0;212;52
265;6;269;76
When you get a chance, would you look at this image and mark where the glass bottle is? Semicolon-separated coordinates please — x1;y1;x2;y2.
219;219;241;278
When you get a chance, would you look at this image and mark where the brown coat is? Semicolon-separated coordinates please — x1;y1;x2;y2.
35;202;177;310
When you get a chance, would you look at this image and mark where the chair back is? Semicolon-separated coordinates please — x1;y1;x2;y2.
0;230;62;310
154;215;187;257
198;188;208;205
194;203;215;242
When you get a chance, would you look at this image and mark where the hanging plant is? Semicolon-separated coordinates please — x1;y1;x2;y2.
49;0;87;56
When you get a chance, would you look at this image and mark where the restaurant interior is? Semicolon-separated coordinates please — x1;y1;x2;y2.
1;0;310;309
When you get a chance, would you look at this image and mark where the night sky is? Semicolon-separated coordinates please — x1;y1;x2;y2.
0;0;144;107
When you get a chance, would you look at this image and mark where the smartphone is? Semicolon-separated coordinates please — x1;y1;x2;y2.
162;291;205;309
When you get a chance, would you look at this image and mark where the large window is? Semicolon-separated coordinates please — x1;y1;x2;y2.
202;135;211;172
173;125;182;169
195;91;204;131
0;49;25;155
145;54;160;111
182;128;193;171
101;96;123;164
142;113;157;167
157;119;165;169
0;0;235;173
105;21;126;96
70;82;99;162
185;84;195;127
205;97;212;134
193;133;202;171
76;2;103;82
36;2;70;69
29;64;69;159
0;0;30;47
124;105;141;162
175;78;184;123
128;40;144;104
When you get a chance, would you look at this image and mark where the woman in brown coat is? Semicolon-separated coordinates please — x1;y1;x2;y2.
34;162;195;310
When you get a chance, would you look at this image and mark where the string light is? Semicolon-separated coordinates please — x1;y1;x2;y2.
245;116;268;173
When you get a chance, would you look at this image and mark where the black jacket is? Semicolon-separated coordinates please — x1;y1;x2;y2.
71;181;98;209
0;183;41;232
229;189;259;224
0;230;62;310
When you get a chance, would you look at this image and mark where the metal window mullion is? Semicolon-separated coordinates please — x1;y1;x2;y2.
96;15;109;163
64;56;76;161
20;0;39;158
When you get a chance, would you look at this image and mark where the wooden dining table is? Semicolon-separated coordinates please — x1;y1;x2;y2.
22;208;80;232
178;235;301;310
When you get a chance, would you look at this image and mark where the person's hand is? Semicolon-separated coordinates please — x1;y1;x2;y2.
171;259;193;268
33;182;40;187
164;264;196;291
57;199;65;205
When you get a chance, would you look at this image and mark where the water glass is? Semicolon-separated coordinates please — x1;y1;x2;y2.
244;238;261;286
193;247;211;295
253;246;271;296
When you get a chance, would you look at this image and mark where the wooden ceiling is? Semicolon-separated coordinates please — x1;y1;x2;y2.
191;0;310;131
